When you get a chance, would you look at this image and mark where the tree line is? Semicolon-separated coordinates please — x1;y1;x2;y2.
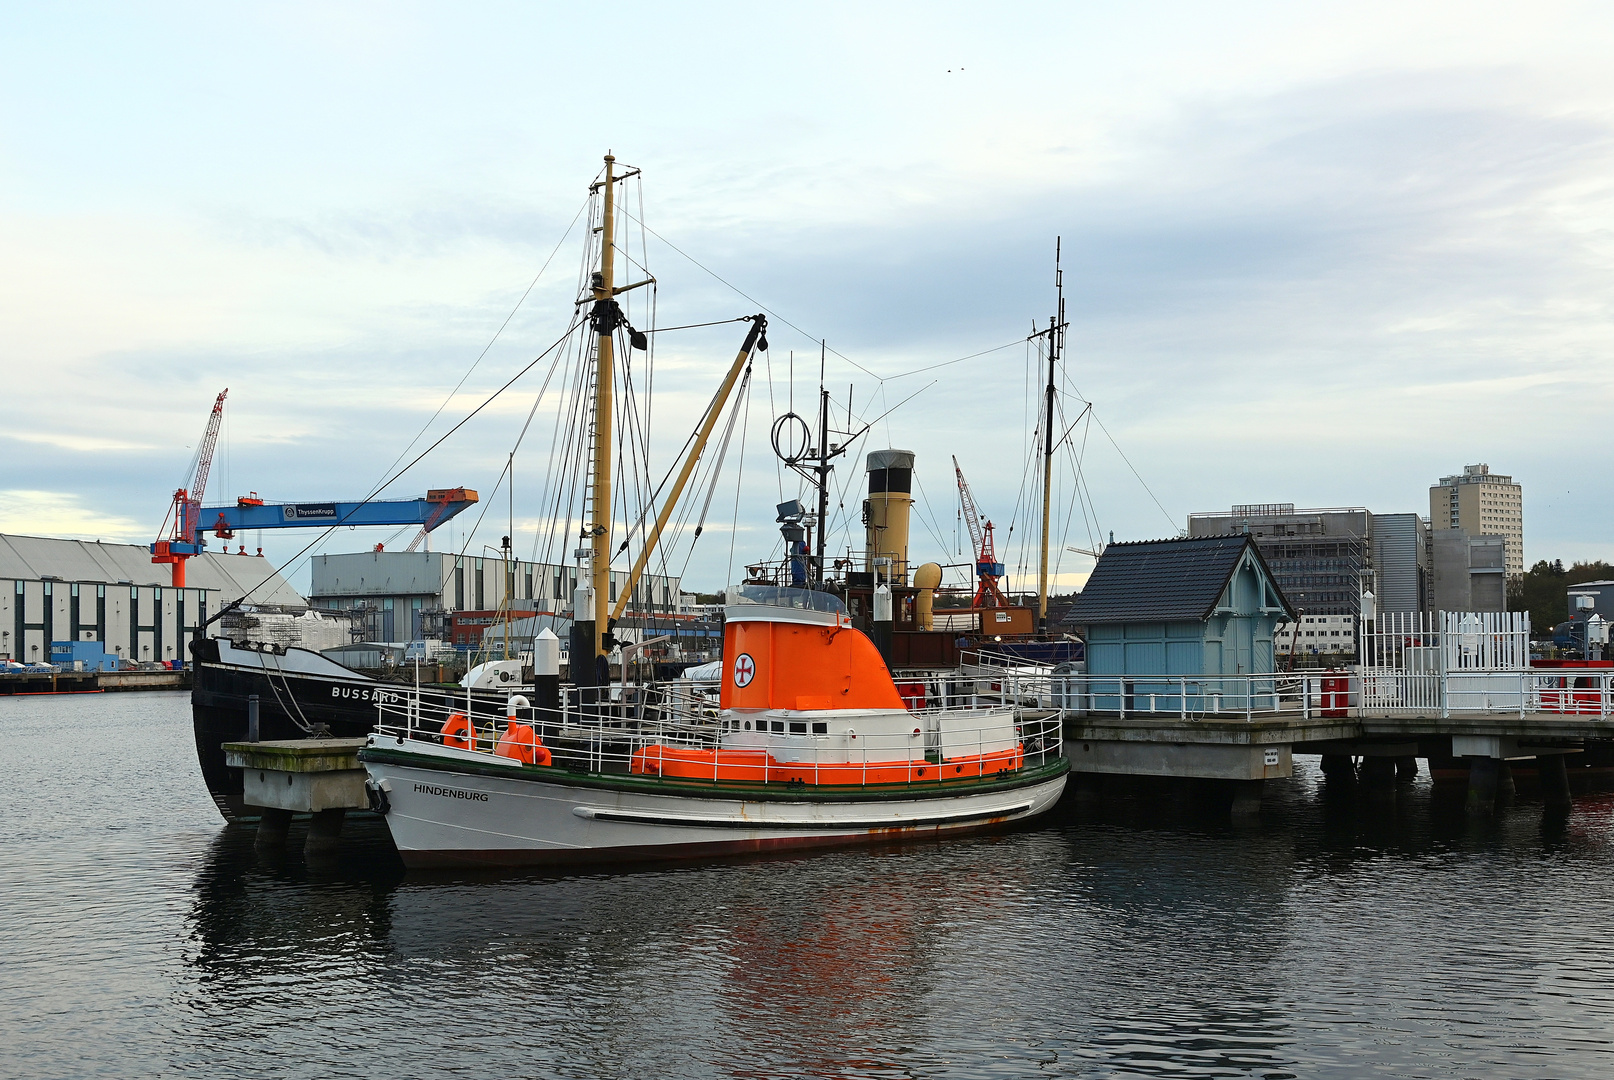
1508;560;1614;634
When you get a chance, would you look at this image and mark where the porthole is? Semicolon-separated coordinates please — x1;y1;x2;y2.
743;720;751;731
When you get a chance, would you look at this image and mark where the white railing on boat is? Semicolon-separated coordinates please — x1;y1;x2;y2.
372;682;1065;784
887;669;1614;721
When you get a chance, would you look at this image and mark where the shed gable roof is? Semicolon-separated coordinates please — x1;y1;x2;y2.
1064;534;1294;624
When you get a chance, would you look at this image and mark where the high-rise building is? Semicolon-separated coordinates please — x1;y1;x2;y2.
1430;464;1523;578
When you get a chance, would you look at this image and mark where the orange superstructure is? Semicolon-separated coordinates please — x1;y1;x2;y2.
720;607;903;712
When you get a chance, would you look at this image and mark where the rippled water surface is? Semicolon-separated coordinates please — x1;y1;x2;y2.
5;692;1614;1078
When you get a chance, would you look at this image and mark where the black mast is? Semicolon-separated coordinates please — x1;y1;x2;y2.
815;341;830;586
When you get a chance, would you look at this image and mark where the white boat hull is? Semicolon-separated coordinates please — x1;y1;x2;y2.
362;738;1067;868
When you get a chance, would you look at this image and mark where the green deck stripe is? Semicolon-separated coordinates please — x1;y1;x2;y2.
359;744;1068;803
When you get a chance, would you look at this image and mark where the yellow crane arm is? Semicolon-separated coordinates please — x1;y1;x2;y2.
608;316;767;624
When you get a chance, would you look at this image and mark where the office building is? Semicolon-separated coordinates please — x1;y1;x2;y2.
1430;464;1523;578
1187;503;1400;619
1428;529;1507;612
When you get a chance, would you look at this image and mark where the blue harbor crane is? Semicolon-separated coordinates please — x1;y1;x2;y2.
194;487;480;551
151;392;479;582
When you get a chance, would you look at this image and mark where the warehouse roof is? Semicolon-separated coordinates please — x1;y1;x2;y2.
0;533;305;606
1064;534;1293;624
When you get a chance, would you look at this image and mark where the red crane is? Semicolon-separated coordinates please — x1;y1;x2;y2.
151;389;227;588
953;456;1008;608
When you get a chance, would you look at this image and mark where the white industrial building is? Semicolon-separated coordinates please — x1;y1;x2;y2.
1;533;303;665
310;550;684;642
1274;614;1358;658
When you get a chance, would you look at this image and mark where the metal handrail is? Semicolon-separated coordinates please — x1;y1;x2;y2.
371;685;1065;786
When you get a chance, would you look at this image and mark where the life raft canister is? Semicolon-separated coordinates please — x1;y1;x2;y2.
495;721;551;766
441;712;475;749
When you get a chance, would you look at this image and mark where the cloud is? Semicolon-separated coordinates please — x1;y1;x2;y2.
5;13;1614;593
0;491;148;544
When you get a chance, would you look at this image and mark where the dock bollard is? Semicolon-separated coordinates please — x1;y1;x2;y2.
534;628;561;716
247;694;260;743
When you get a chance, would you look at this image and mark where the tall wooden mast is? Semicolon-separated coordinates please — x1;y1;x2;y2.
590;153;617;666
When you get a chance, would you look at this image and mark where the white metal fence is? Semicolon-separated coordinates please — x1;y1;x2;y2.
1360;611;1531;672
893;668;1614;721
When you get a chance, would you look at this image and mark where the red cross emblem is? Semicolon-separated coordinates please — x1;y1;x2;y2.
732;653;756;688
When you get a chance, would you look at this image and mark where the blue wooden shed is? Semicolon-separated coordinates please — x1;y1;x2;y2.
1064;535;1295;711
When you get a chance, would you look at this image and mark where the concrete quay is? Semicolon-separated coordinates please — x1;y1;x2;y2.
1062;708;1614;818
0;669;191;694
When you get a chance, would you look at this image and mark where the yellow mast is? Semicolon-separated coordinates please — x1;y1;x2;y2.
589;153;617;665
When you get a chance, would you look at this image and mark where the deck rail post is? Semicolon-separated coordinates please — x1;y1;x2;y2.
1440;670;1450;720
1180;677;1187;721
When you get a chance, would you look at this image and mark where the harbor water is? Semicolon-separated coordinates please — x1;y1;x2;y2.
4;692;1614;1079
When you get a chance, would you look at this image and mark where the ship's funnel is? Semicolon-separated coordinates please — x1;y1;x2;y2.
864;449;914;586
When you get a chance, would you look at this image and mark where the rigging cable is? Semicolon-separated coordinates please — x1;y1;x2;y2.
363;196;590;504
723;370;753;588
225;319;585;606
693;366;751;540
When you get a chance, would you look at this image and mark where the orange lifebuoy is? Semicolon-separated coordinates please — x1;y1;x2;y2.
494;721;552;766
441;711;475;749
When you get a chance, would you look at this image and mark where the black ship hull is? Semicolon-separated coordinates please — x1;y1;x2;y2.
189;637;504;822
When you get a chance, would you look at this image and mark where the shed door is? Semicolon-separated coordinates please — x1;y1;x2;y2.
1230;617;1254;675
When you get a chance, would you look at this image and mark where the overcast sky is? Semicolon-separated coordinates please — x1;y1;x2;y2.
3;2;1611;598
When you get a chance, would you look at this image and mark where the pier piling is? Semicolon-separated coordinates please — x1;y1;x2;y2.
1465;757;1500;816
223;738;369;855
1320;753;1357;790
254;808;293;849
1496;761;1517;804
304;809;347;856
1396;756;1419;781
1539;754;1573;814
1360;757;1398;805
1229;779;1263;819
